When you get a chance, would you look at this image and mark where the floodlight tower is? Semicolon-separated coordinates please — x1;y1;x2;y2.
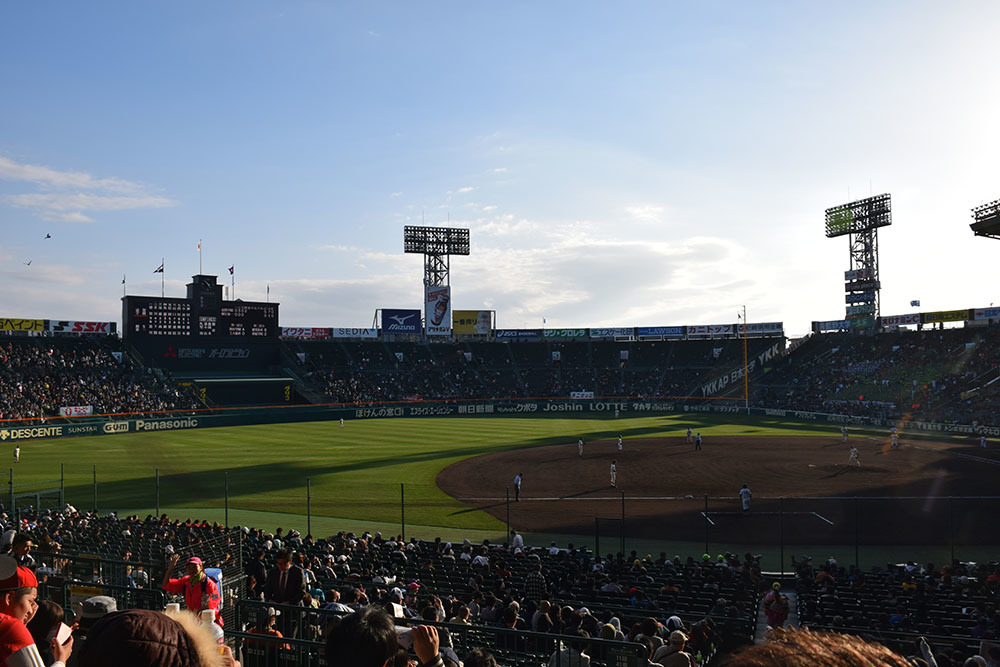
824;193;892;331
970;198;1000;240
403;226;470;286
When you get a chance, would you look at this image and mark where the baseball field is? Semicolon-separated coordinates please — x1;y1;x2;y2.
11;413;999;565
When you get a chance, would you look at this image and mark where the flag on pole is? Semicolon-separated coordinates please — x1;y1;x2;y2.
154;263;164;273
197;240;201;251
122;275;126;285
228;265;234;275
910;300;920;307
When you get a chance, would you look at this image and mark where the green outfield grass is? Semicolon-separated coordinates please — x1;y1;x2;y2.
11;413;843;536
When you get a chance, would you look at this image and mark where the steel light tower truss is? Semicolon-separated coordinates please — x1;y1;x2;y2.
970;199;1000;240
825;193;892;329
403;226;470;286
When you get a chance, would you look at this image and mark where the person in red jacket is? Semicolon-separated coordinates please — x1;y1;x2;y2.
0;554;73;666
161;554;221;624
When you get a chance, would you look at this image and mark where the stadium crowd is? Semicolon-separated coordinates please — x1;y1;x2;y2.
0;338;202;423
0;505;991;666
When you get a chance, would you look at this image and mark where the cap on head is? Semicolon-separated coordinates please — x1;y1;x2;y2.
185;556;202;567
0;554;36;590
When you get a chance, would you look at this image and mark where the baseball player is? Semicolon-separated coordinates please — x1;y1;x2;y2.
841;426;848;442
848;446;860;467
891;432;899;448
686;427;693;444
13;446;19;463
695;433;702;451
981;435;988;449
617;435;623;453
739;484;752;512
610;460;617;488
578;438;584;457
513;472;522;502
340;417;344;428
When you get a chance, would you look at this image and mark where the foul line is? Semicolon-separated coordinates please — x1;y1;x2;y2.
699;510;835;525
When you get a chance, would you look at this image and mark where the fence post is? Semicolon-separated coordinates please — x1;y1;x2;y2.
704;494;709;556
306;476;311;537
949;496;954;564
779;496;784;578
400;483;405;541
92;465;97;514
620;491;625;557
855;496;860;570
594;518;600;560
224;471;229;528
155;468;160;516
8;469;13;517
505;488;510;538
60;463;65;506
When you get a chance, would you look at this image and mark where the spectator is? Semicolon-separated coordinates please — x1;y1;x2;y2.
720;628;910;666
75;608;239;667
326;607;443;667
26;599;65;665
652;630;694;666
161;554;221;624
0;554;73;666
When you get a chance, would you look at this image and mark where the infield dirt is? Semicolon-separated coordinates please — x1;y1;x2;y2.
437;435;1000;546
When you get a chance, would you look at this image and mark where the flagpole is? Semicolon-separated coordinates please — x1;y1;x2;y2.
161;257;165;298
122;274;126;298
198;240;203;275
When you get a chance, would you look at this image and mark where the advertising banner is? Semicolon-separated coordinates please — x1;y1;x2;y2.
737;322;784;335
589;327;633;338
845;304;875;316
636;326;684;337
973;308;1000;320
493;329;541;339
923;309;969;324
59;406;94;417
813;319;850;332
844;280;880;292
424;286;451;336
281;327;331;339
687;324;734;337
0;318;44;332
332;327;378;339
381;309;421;334
47;321;116;334
849;316;875;328
881;313;920;326
844;268;875;281
452;310;491;335
543;329;587;338
570;391;595;399
845;292;876;304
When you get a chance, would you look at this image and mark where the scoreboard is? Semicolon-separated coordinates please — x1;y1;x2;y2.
123;275;279;340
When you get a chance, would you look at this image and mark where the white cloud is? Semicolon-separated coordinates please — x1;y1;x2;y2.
624;204;665;224
0;156;145;193
456;186;476;193
482;205;497;212
0;156;175;223
493;167;507;173
390;191;402;197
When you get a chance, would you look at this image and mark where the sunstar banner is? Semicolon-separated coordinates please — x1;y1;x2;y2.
381;309;421;334
452;310;491;335
425;286;451;336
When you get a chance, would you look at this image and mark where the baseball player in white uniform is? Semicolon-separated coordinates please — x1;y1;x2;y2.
617;435;623;453
610;460;617;487
891;432;899;448
578;438;584;457
841;426;848;442
739;484;752;512
848;446;860;467
686;427;693;443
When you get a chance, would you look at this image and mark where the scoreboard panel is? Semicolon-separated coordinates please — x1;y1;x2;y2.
123;275;279;341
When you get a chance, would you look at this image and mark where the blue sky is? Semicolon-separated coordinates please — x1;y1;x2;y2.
2;1;998;336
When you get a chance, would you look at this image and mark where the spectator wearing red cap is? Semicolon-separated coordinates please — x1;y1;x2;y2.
161;554;221;623
0;553;73;666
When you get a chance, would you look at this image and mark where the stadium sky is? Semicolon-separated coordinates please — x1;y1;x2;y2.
2;2;998;337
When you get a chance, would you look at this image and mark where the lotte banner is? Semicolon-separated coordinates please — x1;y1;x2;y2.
425;286;451;336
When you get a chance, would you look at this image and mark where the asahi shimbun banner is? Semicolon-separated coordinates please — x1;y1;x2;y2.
381;309;421;334
452;310;491;335
425;286;452;336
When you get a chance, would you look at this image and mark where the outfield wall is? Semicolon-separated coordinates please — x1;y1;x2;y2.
3;399;996;443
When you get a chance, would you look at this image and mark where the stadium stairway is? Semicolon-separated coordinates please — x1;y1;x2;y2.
754;590;798;644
